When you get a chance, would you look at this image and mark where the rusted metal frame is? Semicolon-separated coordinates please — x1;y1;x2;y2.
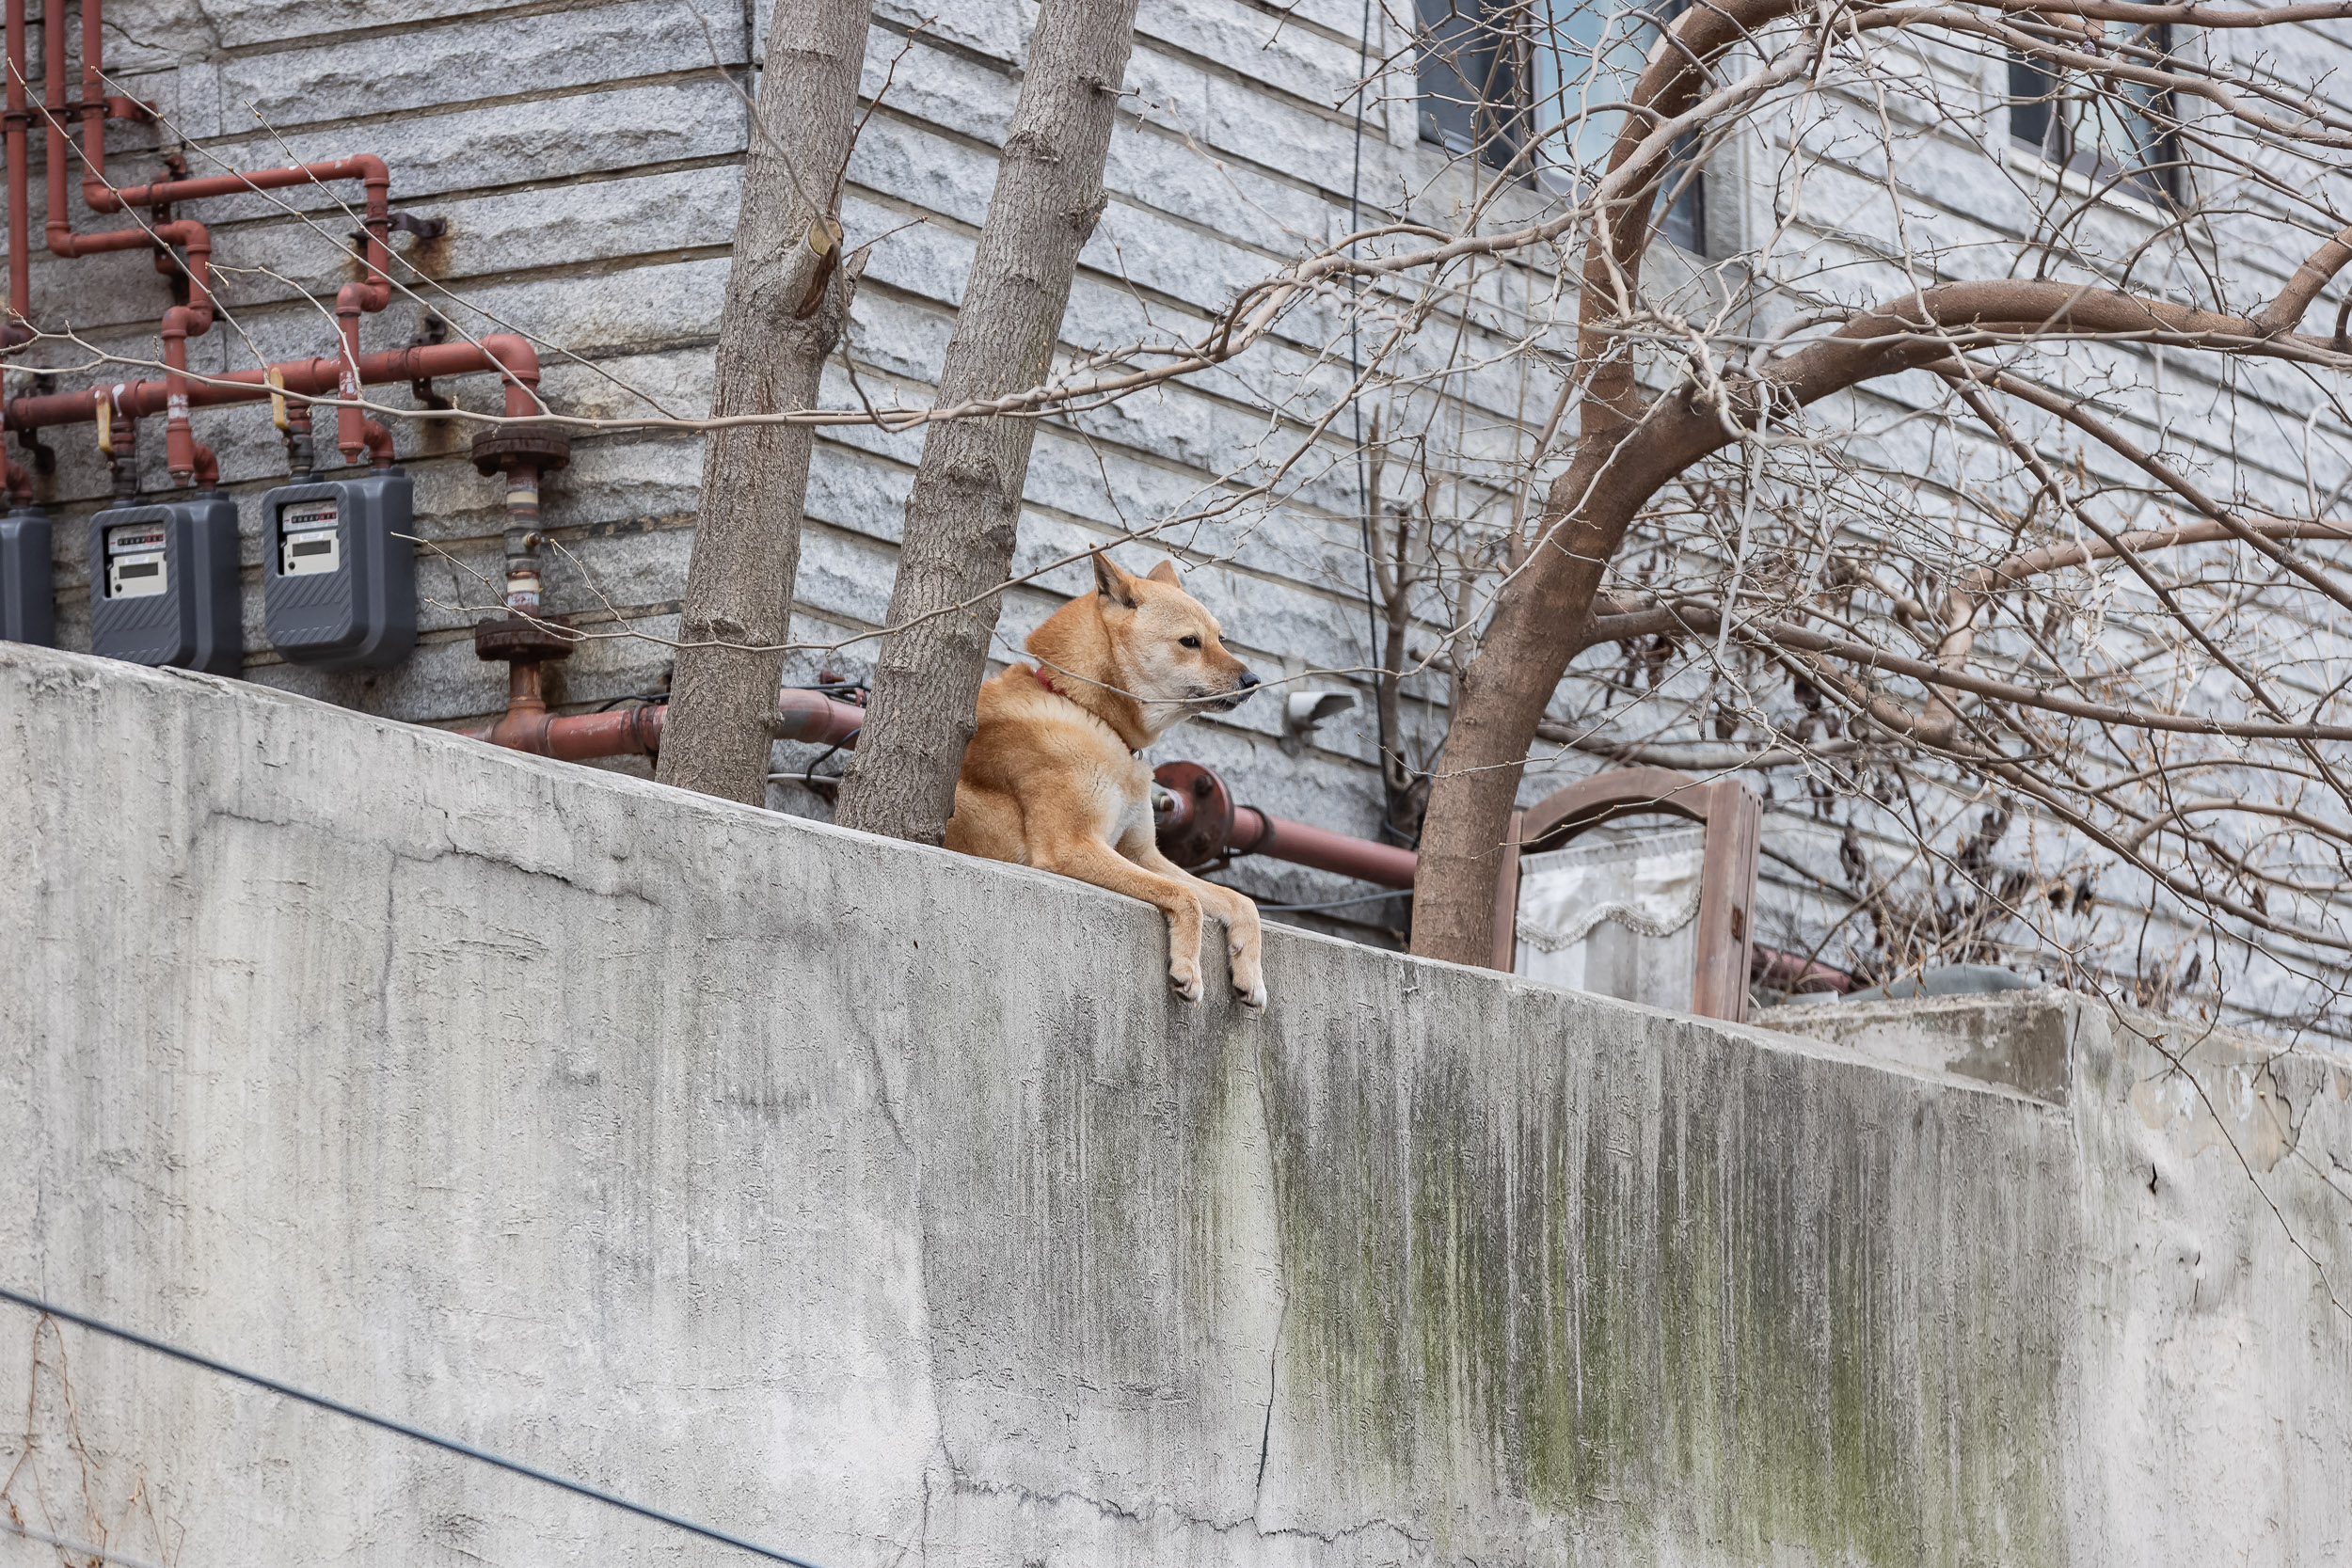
1486;766;1762;1023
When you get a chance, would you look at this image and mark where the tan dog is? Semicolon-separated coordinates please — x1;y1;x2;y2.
946;551;1268;1007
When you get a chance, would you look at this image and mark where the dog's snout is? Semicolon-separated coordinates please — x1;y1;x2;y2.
1216;670;1262;712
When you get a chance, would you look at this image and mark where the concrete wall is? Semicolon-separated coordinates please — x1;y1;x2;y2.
7;641;2350;1568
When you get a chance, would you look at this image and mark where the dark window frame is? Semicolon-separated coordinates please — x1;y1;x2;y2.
1415;0;1708;253
2008;20;2185;207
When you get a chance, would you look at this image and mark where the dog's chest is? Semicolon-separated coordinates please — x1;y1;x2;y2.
1087;755;1153;844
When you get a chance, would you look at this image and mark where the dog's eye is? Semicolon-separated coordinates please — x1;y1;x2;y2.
1179;635;1201;649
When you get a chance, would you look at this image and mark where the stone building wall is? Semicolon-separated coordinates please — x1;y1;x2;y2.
11;0;2350;1023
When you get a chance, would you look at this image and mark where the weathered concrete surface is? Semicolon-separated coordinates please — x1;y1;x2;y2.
1;643;2346;1568
1762;991;2352;1563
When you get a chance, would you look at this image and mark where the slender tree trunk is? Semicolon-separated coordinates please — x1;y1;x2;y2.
657;0;871;805
1407;446;1647;966
833;0;1140;843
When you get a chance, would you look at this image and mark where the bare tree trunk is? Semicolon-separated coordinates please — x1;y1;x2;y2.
833;0;1140;843
657;0;872;805
1408;453;1643;966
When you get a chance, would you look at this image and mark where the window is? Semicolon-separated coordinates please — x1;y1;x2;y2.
1529;0;1705;250
1416;0;1528;170
1416;0;1706;251
2009;20;2182;205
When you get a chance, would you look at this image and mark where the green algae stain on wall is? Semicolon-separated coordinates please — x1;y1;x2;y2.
1261;976;2071;1565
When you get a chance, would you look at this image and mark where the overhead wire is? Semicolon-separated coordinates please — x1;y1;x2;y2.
1;1517;177;1568
0;1285;829;1568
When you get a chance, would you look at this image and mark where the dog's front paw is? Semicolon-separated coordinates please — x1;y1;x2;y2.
1168;960;1203;1003
1231;935;1265;1009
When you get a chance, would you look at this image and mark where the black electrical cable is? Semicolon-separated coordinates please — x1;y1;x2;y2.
593;689;673;712
0;1284;830;1568
1260;889;1412;913
1213;882;1411;913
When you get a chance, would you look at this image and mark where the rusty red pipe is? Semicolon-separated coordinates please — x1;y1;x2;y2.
1152;760;1419;889
458;662;671;760
334;290;365;460
1750;943;1854;994
4;0;31;344
461;686;866;760
74;0;98;193
60;0;152;209
103;156;395;313
159;302;196;479
6;332;544;430
36;0;146;257
101;152;391;212
39;0;63;253
1224;806;1417;888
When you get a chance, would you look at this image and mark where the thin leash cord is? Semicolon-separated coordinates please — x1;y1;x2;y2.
0;1284;829;1568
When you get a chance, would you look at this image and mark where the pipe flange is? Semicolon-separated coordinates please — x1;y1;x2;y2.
474;613;575;664
469;426;572;477
1152;760;1233;870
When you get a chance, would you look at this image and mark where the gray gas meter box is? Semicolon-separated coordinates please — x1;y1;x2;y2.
87;494;242;673
262;469;417;672
0;506;53;646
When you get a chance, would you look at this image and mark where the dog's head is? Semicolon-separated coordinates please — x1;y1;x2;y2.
1088;552;1260;731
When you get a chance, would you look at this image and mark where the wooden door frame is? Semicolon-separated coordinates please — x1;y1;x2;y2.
1487;766;1762;1022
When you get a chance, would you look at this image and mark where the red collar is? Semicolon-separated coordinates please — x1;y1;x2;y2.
1033;665;1143;759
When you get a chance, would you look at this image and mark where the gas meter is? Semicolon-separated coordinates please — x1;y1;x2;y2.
0;505;52;646
87;494;242;673
261;469;417;671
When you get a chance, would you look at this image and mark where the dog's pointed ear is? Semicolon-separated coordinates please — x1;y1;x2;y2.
1146;559;1182;586
1092;550;1140;609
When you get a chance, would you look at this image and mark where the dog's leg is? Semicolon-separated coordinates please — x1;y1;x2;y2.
1124;836;1265;1009
1034;838;1212;1002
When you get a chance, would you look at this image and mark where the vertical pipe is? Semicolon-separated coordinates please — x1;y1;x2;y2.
502;465;542;614
282;397;315;477
40;0;63;253
160;306;192;482
105;401;135;499
5;0;31;339
73;0;100;201
333;287;364;462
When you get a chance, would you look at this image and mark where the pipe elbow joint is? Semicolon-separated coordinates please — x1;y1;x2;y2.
480;334;545;418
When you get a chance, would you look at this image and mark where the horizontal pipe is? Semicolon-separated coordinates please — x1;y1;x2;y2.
463;687;867;760
5;334;545;430
1228;806;1420;889
773;687;866;746
1750;942;1855;994
100;154;390;212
